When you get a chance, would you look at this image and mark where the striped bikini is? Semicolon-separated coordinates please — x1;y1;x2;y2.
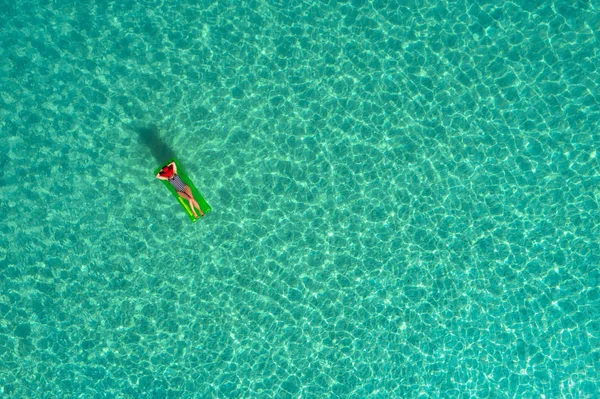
168;174;187;192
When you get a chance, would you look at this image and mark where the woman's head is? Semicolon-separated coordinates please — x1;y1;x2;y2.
160;164;174;177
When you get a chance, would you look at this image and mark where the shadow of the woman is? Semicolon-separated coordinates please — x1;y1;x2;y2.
136;125;176;164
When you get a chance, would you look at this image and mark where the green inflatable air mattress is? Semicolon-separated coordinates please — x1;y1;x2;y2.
154;158;211;222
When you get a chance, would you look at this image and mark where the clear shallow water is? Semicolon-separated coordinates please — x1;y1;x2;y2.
1;0;599;397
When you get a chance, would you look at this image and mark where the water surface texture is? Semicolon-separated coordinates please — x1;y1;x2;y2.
1;0;599;398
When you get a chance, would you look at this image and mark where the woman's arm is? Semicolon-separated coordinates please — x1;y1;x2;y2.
170;162;177;174
156;172;168;180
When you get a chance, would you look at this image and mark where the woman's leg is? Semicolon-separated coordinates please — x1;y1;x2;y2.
177;191;200;217
183;186;204;216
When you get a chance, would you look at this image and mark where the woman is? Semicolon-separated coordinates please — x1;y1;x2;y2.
155;162;204;218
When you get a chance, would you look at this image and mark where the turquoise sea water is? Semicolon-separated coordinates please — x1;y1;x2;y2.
1;0;599;397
